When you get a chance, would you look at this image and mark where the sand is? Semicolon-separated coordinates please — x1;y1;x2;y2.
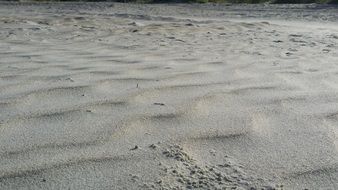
0;2;338;189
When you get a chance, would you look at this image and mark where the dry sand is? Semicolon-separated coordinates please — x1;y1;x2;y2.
0;2;338;189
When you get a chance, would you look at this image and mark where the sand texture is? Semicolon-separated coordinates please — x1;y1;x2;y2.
0;2;338;189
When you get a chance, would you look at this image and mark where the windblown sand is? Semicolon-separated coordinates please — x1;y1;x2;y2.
0;2;338;189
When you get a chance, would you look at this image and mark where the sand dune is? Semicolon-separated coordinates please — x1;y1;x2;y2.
1;2;338;189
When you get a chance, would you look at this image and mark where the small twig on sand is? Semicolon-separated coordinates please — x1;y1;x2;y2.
154;103;165;106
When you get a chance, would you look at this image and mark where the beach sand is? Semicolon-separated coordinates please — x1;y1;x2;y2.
0;2;338;189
